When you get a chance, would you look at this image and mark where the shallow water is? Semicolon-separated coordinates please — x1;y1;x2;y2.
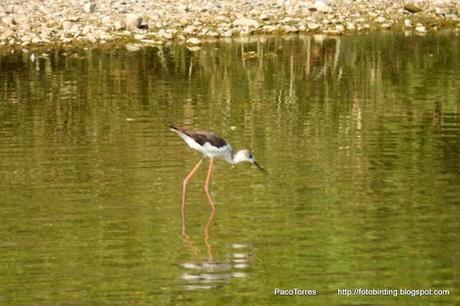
0;34;459;305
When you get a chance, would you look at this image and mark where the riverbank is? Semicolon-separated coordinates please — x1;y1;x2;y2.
1;0;459;51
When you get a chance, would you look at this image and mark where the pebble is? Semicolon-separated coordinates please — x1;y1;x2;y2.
114;21;125;30
84;2;96;14
1;16;15;25
0;0;458;50
125;43;141;51
101;16;112;25
259;13;270;21
404;19;412;28
62;21;73;31
233;17;259;29
126;14;142;29
415;23;427;33
311;1;331;13
221;29;233;37
404;3;422;13
308;22;321;30
186;37;201;45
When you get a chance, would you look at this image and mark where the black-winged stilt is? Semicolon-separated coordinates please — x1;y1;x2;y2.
169;123;265;213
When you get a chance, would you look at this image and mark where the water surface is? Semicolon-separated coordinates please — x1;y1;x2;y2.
0;34;459;305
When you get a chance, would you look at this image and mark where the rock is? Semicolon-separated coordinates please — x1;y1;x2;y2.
415;24;427;33
62;21;73;31
134;34;146;40
126;14;142;29
381;23;391;29
375;16;386;23
187;46;201;52
186;37;201;45
86;33;97;43
221;29;233;37
215;15;228;22
20;22;32;31
84;2;96;14
336;24;345;33
1;16;15;25
259;14;270;21
158;29;173;40
183;25;197;34
310;1;332;13
433;0;450;8
114;21;125;30
434;7;446;16
404;3;422;13
307;22;320;30
284;25;298;32
125;43;142;52
101;16;112;25
404;19;412;28
233;17;259;29
0;29;14;40
14;16;28;25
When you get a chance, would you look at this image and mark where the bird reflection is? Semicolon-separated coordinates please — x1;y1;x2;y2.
180;205;252;291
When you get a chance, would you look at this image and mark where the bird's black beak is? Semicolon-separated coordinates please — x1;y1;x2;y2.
253;161;267;174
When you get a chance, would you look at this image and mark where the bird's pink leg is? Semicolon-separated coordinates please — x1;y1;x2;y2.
204;159;216;211
182;158;204;236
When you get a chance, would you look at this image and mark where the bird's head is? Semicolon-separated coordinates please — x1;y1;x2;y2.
234;149;267;173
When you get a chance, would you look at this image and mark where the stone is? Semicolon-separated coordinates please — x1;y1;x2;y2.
86;33;97;43
404;19;412;28
434;7;446;16
114;21;125;30
84;2;96;14
311;1;331;13
336;24;345;32
404;3;422;13
381;23;391;29
221;29;233;37
126;14;142;29
415;24;427;33
233;17;259;29
101;16;112;25
259;14;270;21
307;22;320;30
284;25;298;32
1;16;15;25
134;34;146;40
346;22;355;30
375;16;386;23
0;29;14;40
186;37;201;45
62;21;73;31
126;43;142;52
183;25;196;34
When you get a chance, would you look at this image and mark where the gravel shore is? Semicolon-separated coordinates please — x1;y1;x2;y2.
1;0;459;51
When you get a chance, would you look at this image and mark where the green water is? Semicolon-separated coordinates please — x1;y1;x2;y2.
0;34;459;305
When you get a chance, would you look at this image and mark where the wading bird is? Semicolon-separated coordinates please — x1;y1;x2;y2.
169;124;265;213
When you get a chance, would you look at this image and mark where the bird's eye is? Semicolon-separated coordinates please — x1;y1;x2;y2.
249;155;253;159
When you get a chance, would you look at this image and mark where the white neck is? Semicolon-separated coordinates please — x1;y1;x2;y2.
232;150;248;164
